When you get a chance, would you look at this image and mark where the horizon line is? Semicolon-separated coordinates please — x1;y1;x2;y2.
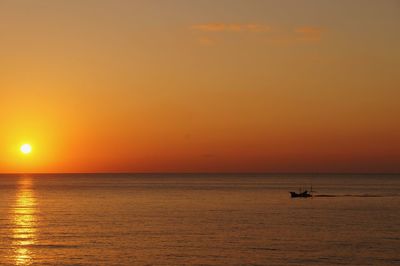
0;172;399;175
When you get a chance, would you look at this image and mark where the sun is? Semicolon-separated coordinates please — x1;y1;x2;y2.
20;144;32;154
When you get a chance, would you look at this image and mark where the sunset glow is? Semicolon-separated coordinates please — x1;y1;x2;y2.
0;1;399;173
0;2;399;265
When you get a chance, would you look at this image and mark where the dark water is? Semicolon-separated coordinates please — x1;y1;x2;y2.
0;174;399;265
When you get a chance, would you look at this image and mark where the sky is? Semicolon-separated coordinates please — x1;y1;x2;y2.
0;0;399;173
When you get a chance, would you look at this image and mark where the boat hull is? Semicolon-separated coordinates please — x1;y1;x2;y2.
290;191;312;198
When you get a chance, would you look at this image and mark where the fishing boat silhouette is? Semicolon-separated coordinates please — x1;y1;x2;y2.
289;186;315;198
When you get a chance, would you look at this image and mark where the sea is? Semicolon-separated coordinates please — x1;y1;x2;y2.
0;173;399;265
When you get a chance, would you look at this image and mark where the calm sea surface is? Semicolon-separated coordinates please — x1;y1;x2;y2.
0;174;399;265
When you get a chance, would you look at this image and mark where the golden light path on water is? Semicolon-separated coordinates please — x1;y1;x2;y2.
12;177;37;265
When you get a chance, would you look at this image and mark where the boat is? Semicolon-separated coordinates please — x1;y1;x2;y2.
290;190;312;198
290;186;314;198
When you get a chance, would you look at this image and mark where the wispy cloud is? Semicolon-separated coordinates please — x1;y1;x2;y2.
295;26;324;42
191;23;326;46
191;23;271;33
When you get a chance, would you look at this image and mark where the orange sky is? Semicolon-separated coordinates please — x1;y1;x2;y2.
1;1;399;173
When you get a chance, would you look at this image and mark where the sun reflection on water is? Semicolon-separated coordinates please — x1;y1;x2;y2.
12;177;37;265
